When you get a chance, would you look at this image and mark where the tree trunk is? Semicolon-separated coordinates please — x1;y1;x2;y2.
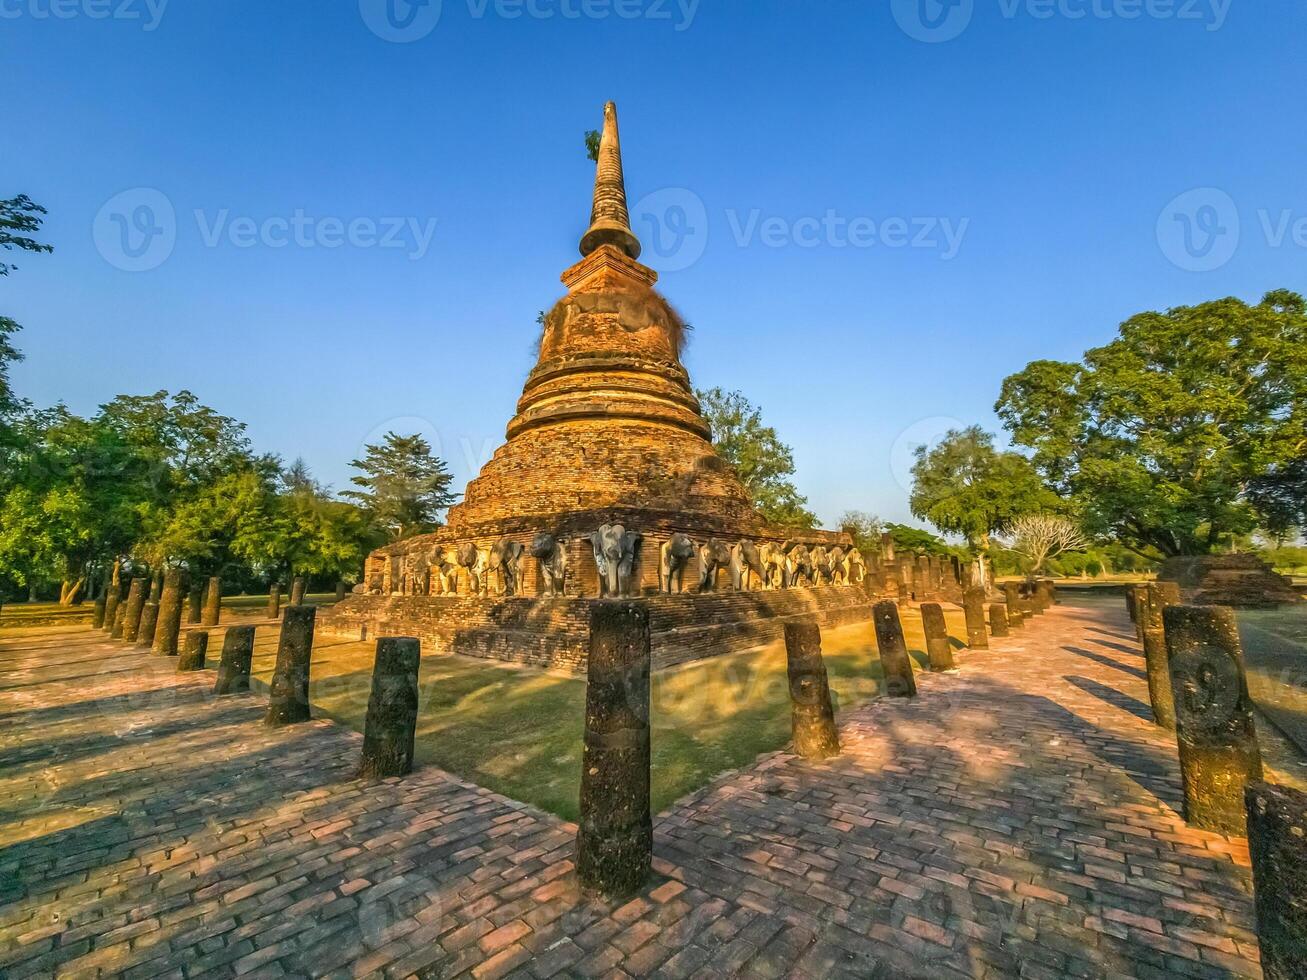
27;582;39;603
59;577;86;606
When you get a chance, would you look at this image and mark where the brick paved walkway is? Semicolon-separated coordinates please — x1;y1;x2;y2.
0;603;1276;978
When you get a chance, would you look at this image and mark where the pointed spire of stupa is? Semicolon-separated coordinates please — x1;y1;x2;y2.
579;101;642;261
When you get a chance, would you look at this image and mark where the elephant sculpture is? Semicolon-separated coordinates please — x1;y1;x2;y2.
432;555;459;595
758;543;785;589
847;549;867;587
487;538;526;596
455;541;489;595
783;542;815;588
809;546;830;585
697;538;733;592
660;533;696;593
590;524;642;598
531;533;569;596
730;540;767;591
827;546;849;586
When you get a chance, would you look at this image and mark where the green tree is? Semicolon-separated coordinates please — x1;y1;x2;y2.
838;510;882;554
343;432;457;541
585;130;601;162
909;426;1059;551
997;290;1307;557
697;387;818;529
883;523;954;557
1;194;54;446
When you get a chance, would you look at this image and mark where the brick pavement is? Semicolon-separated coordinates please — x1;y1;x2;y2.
0;603;1278;978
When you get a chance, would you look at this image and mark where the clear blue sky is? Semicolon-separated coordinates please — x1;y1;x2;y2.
5;0;1305;529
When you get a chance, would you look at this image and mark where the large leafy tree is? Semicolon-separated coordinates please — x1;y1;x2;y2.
697;387;818;529
1;194;54;447
909;425;1060;551
343;432;456;541
996;290;1307;556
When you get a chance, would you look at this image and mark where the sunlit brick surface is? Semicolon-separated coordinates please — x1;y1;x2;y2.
0;604;1269;978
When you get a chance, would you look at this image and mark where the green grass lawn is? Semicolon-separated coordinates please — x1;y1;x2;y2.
0;594;338;630
244;609;962;821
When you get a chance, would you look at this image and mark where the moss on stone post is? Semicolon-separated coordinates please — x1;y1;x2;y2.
1164;605;1263;835
1245;782;1307;980
265;606;316;727
121;578;147;643
153;568;185;657
103;577;125;634
919;603;954;672
135;601;160;649
1142;582;1181;730
213;626;255;695
187;585;204;624
266;584;281;620
178;631;208;672
784;619;841;759
201;576;221;627
1001;582;1024;629
577;601;652;897
359;637;422;780
290;576;307;607
989;602;1010;637
873;600;917;697
963;587;989;649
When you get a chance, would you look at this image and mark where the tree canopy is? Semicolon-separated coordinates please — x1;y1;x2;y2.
996;290;1307;556
697;387;818;529
343;431;457;541
909;425;1059;551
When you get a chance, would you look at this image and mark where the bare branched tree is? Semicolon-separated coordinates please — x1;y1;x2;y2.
1005;514;1089;575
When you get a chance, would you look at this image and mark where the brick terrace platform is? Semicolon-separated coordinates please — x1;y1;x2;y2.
0;604;1277;978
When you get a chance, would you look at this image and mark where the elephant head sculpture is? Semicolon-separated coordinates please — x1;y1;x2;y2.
828;546;849;586
590;524;642;597
488;538;526;596
809;546;830;585
729;540;766;591
758;543;785;590
531;533;569;597
455;541;489;595
847;549;867;587
660;533;696;593
697;538;733;592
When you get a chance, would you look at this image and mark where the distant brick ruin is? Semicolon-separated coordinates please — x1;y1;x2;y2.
320;103;963;671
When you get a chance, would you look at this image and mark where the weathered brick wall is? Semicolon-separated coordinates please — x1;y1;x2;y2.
318;585;874;674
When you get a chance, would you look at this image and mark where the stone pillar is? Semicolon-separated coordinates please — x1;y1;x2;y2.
783;620;841;759
92;595;107;629
148;574;163;601
1141;582;1182;729
213;625;256;695
290;576;307;607
989;602;1010;637
919;603;954;672
1130;584;1149;641
915;555;931;598
1019;583;1037;619
872;600;917;697
187;584;204;624
1125;586;1138;623
335;581;348;602
1164;605;1263;835
880;532;895;562
1001;582;1024;629
201;576;221;627
121;578;147;643
1245;782;1307;980
266;584;281;620
110;601;127;639
359;637;422;780
135;601;160;649
265;606;316;726
963;587;989;649
103;576;125;634
178;631;208;672
577;601;652;897
153;568;185;657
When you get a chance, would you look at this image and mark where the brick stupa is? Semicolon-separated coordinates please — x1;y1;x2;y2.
321;103;875;671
